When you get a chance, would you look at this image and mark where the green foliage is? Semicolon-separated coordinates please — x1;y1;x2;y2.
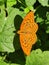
25;0;36;6
0;7;26;52
0;0;49;65
0;9;5;32
38;0;49;7
46;12;49;20
0;58;20;65
0;8;17;52
7;0;17;7
0;0;5;5
25;49;49;65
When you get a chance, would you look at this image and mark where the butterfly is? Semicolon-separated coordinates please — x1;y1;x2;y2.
17;11;38;55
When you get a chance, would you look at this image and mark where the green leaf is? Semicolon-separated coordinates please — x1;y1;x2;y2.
35;6;49;23
0;0;5;5
0;9;5;33
0;59;20;65
38;0;49;7
45;18;49;33
24;7;30;13
24;6;34;13
10;64;20;65
46;26;49;33
0;56;3;60
25;49;49;65
0;60;8;65
0;7;26;52
25;0;36;6
0;7;20;52
7;0;17;7
7;7;26;18
0;0;6;9
35;14;44;23
46;12;49;20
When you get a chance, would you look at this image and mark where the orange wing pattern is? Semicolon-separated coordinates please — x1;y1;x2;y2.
17;11;38;55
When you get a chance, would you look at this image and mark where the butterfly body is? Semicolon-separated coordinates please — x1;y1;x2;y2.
17;11;38;55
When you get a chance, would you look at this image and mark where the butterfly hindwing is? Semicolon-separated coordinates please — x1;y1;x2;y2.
20;33;37;55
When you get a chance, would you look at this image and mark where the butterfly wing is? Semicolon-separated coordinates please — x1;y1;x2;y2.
20;11;38;33
17;11;38;55
20;33;37;55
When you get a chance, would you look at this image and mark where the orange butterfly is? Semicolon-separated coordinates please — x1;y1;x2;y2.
17;11;38;55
